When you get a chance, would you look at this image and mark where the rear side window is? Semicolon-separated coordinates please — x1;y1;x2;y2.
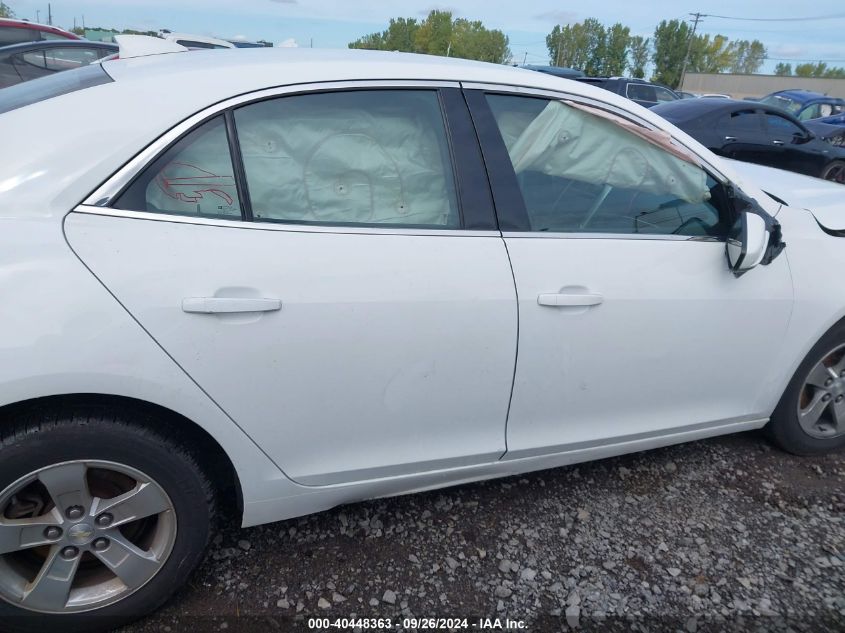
627;83;657;103
18;47;100;71
0;26;40;46
728;110;762;134
0;62;112;115
233;90;460;227
113;116;242;219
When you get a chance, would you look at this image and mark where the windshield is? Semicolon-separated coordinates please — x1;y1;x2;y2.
0;63;112;116
760;94;802;115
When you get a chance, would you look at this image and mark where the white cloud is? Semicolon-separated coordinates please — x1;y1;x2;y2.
278;37;298;47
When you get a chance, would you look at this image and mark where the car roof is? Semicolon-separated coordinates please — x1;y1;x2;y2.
768;89;840;103
0;18;80;38
652;97;763;121
0;40;118;54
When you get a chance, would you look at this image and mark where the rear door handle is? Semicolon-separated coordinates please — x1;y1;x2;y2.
182;297;282;314
724;136;736;142
772;139;784;146
537;293;604;307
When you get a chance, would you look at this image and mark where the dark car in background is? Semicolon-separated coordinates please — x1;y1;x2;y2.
0;18;81;47
575;76;680;108
653;98;845;184
0;40;118;88
760;89;845;121
805;113;845;148
520;64;584;80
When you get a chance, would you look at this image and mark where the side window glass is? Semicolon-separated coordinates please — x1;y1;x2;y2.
486;94;726;237
0;27;39;46
22;47;99;71
765;113;803;136
627;83;655;103
655;87;678;102
113;116;242;218
729;110;761;134
798;104;820;121
233;90;460;227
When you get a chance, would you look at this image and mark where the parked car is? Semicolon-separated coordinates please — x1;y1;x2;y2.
0;40;117;88
3;45;845;631
521;64;584;79
653;98;845;183
159;32;235;49
574;76;680;108
759;89;845;121
0;18;80;47
805;112;845;147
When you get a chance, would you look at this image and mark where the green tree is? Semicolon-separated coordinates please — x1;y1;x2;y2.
603;23;631;76
414;10;452;56
729;39;766;74
795;62;828;77
688;34;734;74
546;23;589;69
628;35;650;78
774;62;792;76
0;1;14;18
823;66;845;78
545;18;607;73
349;11;510;63
581;18;607;76
651;19;692;88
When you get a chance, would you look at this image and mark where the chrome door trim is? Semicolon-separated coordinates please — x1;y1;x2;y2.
71;205;502;238
501;231;719;242
460;81;731;184
82;79;462;208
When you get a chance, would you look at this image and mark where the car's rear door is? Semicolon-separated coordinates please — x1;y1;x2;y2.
719;109;772;165
65;84;517;486
464;87;793;458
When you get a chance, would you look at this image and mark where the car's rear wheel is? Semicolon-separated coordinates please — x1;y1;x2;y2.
0;409;214;632
821;160;845;184
769;321;845;454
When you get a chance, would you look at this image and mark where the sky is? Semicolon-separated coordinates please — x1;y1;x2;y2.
6;0;845;74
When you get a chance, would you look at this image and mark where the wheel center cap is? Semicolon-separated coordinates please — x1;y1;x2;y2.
68;523;95;546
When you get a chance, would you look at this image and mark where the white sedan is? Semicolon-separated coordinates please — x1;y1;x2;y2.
0;43;844;629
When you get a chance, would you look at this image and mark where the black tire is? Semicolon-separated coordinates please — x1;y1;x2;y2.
0;407;214;633
821;160;845;184
768;319;845;455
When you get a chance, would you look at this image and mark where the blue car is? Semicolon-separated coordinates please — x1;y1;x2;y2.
760;89;845;121
805;112;845;147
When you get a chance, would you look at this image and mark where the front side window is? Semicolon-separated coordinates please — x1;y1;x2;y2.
765;113;803;136
486;94;726;237
797;103;821;121
626;83;656;103
113;116;242;219
233;90;460;227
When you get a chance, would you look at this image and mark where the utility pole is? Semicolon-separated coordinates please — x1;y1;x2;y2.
522;51;527;65
679;12;703;90
47;3;52;25
36;9;40;23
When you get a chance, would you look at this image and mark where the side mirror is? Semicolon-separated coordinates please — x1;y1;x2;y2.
727;212;769;276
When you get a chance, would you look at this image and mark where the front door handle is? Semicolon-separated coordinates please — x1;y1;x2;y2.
537;293;604;307
772;139;784;146
724;136;736;142
182;297;282;314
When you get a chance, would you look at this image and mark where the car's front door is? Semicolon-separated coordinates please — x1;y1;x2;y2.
65;85;517;486
466;89;793;458
719;109;771;166
762;111;826;177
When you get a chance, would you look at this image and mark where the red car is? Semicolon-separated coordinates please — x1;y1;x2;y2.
0;18;81;47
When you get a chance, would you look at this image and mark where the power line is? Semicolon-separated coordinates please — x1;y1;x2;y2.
766;57;845;63
699;12;845;22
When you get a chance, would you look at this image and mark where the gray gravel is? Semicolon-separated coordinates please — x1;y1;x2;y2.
126;432;844;632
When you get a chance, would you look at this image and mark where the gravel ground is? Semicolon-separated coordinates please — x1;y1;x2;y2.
125;432;844;632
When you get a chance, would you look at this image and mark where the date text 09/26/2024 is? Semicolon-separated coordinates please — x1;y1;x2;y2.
307;618;528;630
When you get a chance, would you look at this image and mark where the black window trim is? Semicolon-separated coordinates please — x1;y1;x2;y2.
100;84;497;232
465;87;733;239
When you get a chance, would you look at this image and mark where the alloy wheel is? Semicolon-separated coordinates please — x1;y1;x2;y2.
822;163;845;184
0;460;177;614
797;344;845;439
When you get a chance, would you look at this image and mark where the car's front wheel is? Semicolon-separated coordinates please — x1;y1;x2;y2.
821;160;845;184
769;320;845;454
0;408;214;632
